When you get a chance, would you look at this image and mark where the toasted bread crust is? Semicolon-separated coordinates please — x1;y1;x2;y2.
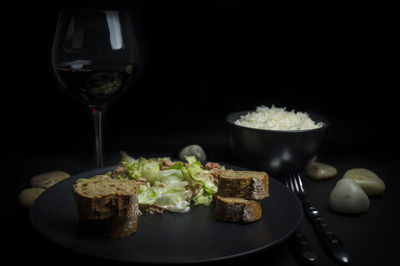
214;195;262;223
217;170;269;200
79;215;139;238
108;215;139;238
73;177;139;220
73;177;140;238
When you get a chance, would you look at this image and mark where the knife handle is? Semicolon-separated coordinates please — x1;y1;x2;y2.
302;200;350;264
288;229;317;264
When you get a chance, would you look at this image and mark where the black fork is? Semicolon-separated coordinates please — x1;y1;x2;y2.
286;172;350;264
284;176;317;264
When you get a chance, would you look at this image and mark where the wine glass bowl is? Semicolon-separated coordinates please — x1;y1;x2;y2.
51;10;139;167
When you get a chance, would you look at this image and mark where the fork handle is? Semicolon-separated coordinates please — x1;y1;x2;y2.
302;200;350;264
288;229;317;264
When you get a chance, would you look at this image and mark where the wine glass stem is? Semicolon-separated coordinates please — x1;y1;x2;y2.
91;108;104;168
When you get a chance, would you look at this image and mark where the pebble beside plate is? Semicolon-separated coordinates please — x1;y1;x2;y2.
30;164;303;264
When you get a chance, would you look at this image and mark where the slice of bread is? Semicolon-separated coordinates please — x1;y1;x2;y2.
73;176;140;238
214;195;262;223
217;170;269;200
73;176;139;220
79;214;139;238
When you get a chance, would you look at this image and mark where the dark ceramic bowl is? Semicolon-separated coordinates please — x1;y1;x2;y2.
226;111;329;177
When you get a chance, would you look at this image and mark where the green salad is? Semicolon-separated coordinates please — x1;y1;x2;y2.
80;152;223;213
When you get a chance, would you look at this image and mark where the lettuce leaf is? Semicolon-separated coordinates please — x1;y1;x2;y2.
138;158;160;184
111;153;219;213
138;185;158;205
191;187;213;206
155;191;191;213
172;156;218;205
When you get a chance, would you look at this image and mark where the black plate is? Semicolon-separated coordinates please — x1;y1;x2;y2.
30;164;303;264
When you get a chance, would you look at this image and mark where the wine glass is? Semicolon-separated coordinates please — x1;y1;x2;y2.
51;10;139;168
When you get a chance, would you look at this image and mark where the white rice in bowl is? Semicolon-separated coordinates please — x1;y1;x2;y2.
234;105;324;131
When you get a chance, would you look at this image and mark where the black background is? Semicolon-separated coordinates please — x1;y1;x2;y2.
3;1;397;159
3;1;398;265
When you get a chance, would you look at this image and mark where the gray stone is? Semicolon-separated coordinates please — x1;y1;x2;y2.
343;168;385;196
329;178;370;214
305;160;337;180
179;144;207;162
30;170;71;189
18;188;46;208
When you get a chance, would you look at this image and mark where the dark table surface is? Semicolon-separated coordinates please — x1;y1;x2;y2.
5;131;399;266
2;1;398;265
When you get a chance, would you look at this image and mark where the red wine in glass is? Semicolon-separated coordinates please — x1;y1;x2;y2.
55;62;136;107
52;10;139;168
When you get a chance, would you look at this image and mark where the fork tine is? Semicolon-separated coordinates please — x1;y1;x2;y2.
296;172;305;194
291;173;299;194
289;173;297;194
